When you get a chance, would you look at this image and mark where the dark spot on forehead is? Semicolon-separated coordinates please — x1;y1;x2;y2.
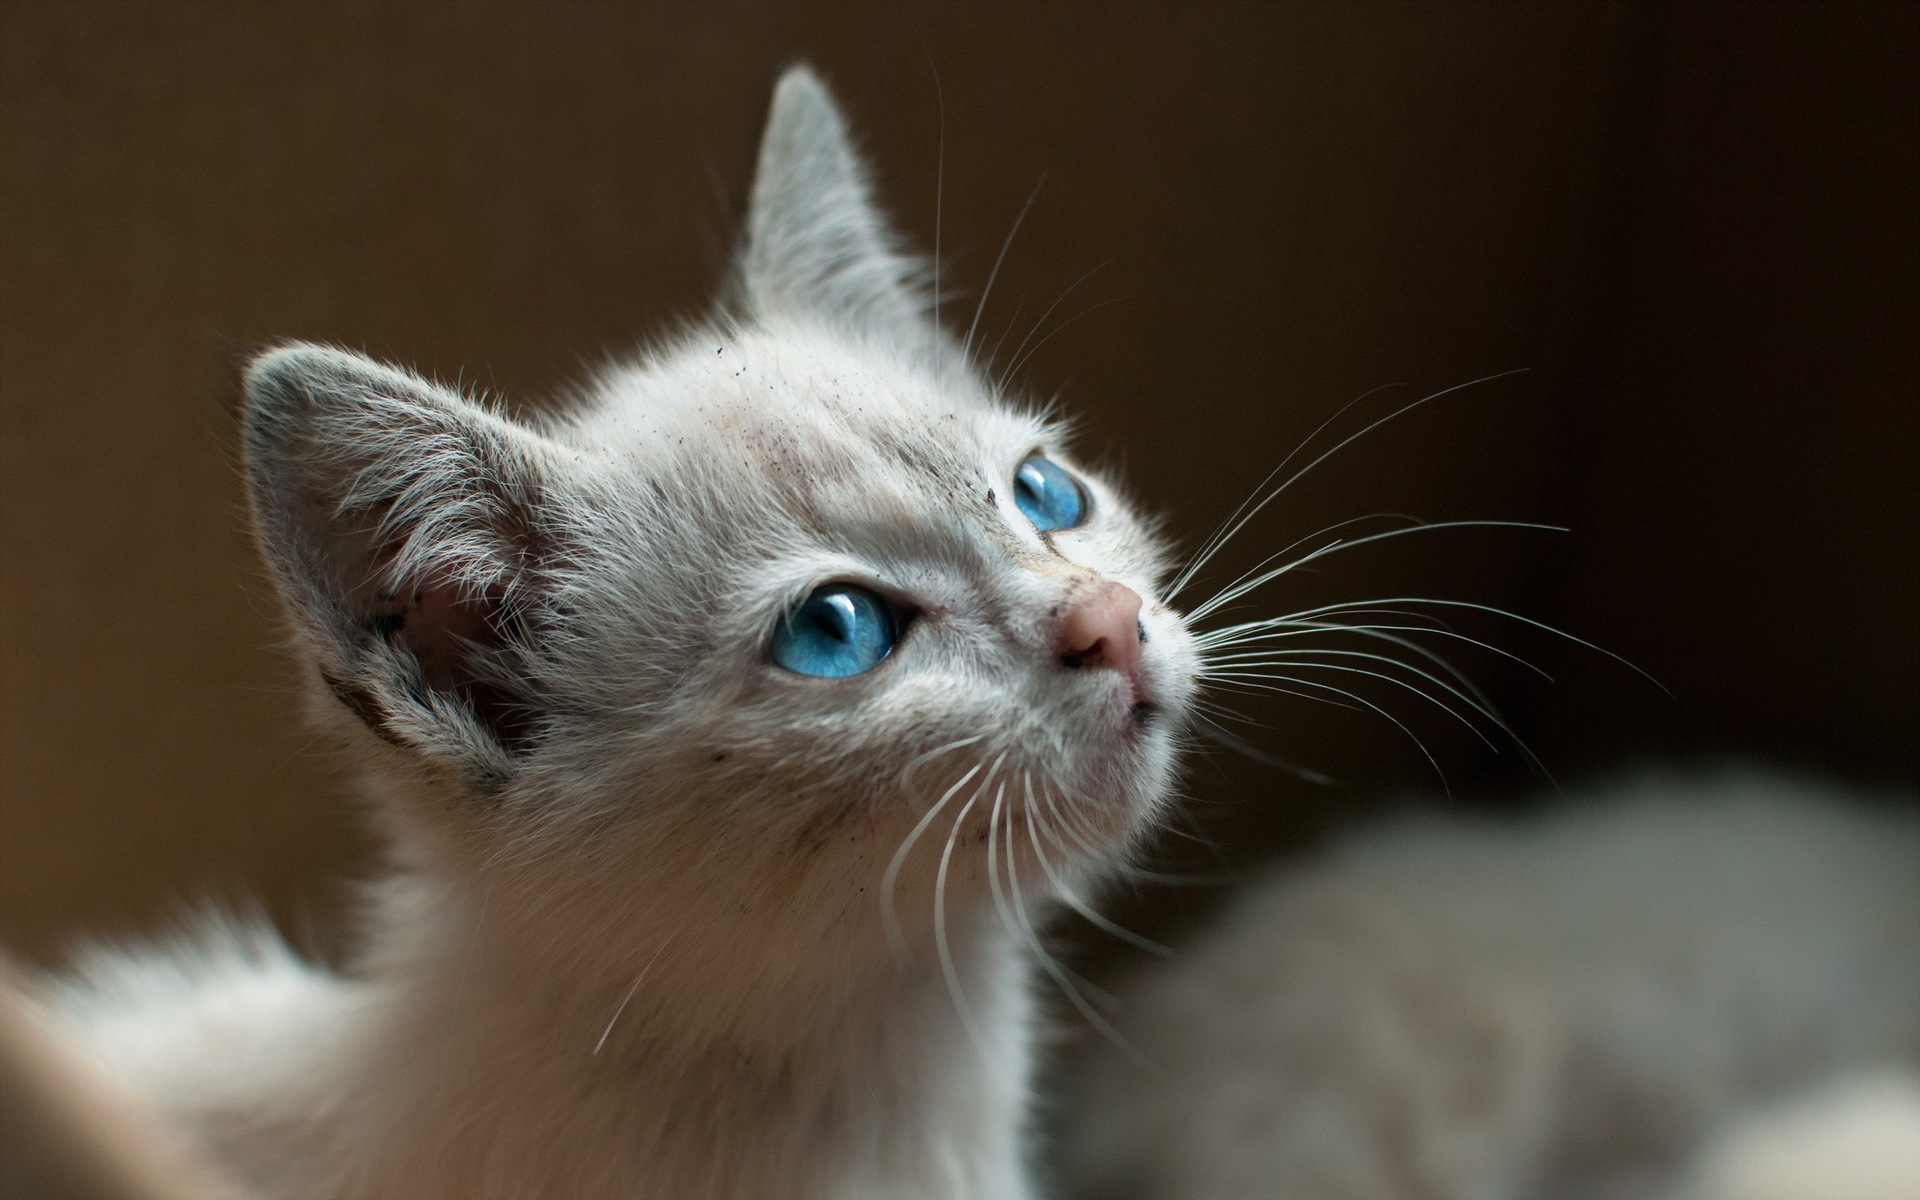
871;430;981;493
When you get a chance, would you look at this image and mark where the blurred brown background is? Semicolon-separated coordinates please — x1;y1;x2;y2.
2;1;1914;971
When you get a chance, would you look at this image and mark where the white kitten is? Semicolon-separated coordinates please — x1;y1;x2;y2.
1057;770;1920;1200
36;67;1199;1199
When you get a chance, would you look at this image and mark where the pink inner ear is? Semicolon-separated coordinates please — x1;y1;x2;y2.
395;572;510;693
370;569;537;755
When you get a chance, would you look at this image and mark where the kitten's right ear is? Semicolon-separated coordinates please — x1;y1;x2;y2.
242;344;556;781
736;66;934;354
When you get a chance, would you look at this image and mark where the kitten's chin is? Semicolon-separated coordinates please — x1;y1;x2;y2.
1090;702;1182;824
1117;666;1189;748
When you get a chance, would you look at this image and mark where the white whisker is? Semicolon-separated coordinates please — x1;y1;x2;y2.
1207;653;1507;754
1214;596;1663;691
1188;520;1560;624
1168;382;1408;599
882;760;984;959
1205;675;1367;713
1192;716;1335;784
1209;628;1494;711
1209;672;1453;790
997;259;1112;382
1195;604;1457;645
1206;617;1553;689
985;293;1026;375
592;928;680;1056
1006;778;1148;1064
1169;371;1528;601
899;734;989;788
1003;294;1130;383
934;754;1003;1054
1178;511;1424;619
1023;774;1173;955
964;176;1046;362
985;778;1014;960
1031;777;1194;888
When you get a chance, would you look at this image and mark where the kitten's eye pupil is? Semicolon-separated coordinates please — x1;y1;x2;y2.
1013;454;1086;533
771;585;897;678
810;605;849;639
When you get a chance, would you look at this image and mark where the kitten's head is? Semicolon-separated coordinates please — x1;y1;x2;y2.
243;68;1198;981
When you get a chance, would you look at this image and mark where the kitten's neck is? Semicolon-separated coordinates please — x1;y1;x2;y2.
305;869;1039;1200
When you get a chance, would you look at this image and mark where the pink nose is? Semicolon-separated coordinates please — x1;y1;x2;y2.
1056;580;1143;684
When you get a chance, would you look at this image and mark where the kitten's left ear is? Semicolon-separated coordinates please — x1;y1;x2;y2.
736;66;935;353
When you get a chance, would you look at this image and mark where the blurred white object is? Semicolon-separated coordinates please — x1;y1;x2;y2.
0;959;242;1200
1058;771;1920;1200
1672;1072;1920;1200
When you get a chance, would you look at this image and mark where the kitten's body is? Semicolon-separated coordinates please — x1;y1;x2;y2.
36;69;1198;1198
51;877;1034;1198
1058;771;1920;1200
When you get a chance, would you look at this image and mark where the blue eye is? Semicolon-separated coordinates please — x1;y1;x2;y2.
1013;454;1086;532
770;585;898;678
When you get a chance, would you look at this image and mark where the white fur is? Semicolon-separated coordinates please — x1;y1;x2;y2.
1671;1070;1920;1200
40;67;1199;1199
1058;771;1920;1200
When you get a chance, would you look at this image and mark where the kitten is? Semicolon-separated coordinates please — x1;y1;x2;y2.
35;67;1199;1199
1056;770;1920;1200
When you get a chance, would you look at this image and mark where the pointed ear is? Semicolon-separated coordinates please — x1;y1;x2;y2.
242;344;555;780
736;65;932;350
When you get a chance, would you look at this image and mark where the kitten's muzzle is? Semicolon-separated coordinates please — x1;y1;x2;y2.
1056;581;1145;703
